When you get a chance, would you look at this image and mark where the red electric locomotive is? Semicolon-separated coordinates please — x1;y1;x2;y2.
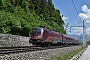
29;27;62;46
29;27;80;46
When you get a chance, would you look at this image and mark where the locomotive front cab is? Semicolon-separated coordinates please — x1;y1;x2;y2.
30;28;44;45
31;28;42;39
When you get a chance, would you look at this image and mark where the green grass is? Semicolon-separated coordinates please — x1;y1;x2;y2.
50;47;85;60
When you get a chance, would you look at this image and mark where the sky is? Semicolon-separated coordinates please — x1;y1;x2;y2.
52;0;90;35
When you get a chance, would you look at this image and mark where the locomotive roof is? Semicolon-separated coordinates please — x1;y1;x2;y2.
39;27;60;33
34;27;61;34
51;30;60;34
33;27;46;29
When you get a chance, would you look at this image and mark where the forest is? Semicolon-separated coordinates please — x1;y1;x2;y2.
0;0;66;36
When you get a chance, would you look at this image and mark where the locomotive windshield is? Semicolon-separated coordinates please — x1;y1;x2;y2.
32;29;41;35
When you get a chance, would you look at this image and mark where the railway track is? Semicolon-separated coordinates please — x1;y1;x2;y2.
0;46;43;56
0;45;80;56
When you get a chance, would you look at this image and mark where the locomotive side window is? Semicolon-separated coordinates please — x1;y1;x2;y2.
43;30;47;34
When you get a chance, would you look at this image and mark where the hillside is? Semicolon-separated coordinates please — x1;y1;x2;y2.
0;0;66;36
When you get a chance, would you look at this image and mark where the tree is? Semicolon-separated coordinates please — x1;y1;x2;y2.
87;41;90;45
0;0;66;36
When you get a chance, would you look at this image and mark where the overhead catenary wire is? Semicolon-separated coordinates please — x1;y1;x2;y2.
71;0;86;47
72;0;79;15
71;0;83;23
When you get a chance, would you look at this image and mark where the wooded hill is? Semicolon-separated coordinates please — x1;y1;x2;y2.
0;0;66;36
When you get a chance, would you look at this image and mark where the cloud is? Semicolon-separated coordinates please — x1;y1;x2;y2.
62;16;68;20
86;28;90;34
86;20;90;23
74;5;90;35
77;34;81;35
78;5;90;23
73;27;90;35
82;5;89;13
73;27;83;34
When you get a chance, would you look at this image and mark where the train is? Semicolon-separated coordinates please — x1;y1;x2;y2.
29;27;80;46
